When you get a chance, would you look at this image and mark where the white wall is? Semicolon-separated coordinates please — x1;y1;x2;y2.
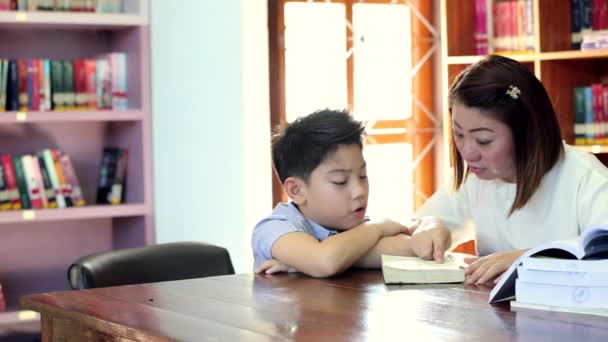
151;0;271;273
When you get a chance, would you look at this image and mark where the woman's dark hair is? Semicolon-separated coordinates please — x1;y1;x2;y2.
448;55;563;215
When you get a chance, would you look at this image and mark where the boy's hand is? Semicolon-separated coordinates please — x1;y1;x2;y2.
370;219;410;237
255;259;292;274
410;225;451;263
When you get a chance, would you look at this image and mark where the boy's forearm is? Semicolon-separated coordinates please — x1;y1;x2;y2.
310;223;385;277
355;234;414;268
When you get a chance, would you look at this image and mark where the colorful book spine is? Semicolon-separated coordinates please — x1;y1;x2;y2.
37;154;57;208
0;162;9;210
6;60;18;111
96;57;111;109
475;0;489;55
21;154;43;209
17;60;28;111
96;147;119;204
0;59;7;111
110;148;127;204
12;155;31;210
59;154;85;206
110;53;128;110
30;156;48;209
1;154;21;210
84;59;97;109
583;86;595;143
62;60;75;110
51;149;73;207
41;149;66;208
574;87;587;145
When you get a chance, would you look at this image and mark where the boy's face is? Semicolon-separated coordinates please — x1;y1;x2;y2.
296;144;368;231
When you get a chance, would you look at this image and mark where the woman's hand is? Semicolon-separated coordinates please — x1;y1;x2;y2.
255;259;293;274
409;217;452;263
463;249;528;285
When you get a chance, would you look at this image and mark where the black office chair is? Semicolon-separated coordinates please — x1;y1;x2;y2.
68;241;235;289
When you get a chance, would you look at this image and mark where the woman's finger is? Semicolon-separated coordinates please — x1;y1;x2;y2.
466;259;492;284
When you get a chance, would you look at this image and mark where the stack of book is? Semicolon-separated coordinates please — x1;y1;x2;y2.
490;224;608;316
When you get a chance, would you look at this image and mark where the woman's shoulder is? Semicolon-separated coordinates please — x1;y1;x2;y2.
562;145;608;180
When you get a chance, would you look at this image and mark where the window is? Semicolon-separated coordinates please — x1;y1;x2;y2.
269;0;439;221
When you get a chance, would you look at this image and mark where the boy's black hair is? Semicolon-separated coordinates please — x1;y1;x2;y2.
272;109;366;184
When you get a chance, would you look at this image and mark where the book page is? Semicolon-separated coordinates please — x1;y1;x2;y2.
580;224;608;258
383;253;469;270
382;253;469;284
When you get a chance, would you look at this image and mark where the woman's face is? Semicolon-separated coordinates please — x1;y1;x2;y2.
451;101;517;183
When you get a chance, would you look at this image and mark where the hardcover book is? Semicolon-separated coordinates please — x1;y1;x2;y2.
490;224;608;303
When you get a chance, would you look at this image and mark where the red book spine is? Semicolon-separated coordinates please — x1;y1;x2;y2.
84;59;97;109
73;59;87;109
1;153;21;210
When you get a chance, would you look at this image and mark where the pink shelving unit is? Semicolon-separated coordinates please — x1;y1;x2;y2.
0;0;153;316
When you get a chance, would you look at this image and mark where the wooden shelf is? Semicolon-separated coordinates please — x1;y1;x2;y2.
447;53;537;65
447;51;608;65
0;309;39;325
0;11;146;29
0;204;150;224
0;110;144;123
0;0;153;313
572;145;608;154
540;49;608;61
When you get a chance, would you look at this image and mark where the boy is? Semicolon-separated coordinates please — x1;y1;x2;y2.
252;109;450;277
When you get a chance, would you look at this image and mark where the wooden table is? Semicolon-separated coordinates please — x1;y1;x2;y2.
21;270;608;341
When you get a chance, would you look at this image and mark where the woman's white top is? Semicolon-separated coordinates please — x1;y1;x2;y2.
416;144;608;256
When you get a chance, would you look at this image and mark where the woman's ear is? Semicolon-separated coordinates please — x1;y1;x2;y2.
284;177;306;205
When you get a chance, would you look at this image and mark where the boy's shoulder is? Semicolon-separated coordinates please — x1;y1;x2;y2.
260;202;302;222
252;202;337;240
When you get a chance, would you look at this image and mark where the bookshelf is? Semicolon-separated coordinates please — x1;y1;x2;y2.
440;0;608;167
0;0;153;318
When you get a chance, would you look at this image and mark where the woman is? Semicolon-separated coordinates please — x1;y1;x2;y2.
414;55;608;284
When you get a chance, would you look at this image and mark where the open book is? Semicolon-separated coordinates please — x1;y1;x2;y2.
382;253;468;284
490;224;608;303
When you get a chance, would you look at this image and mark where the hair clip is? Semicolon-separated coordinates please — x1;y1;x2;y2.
506;85;521;99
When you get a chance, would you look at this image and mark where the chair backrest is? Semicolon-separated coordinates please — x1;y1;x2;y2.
68;241;235;289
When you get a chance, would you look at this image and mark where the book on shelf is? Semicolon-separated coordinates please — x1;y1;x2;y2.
573;84;608;146
0;149;85;211
510;300;608;317
476;0;534;55
0;0;123;12
490;223;608;303
0;282;5;312
1;55;127;112
96;147;127;205
382;253;468;284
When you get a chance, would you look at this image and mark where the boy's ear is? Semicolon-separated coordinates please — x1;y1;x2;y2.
284;176;307;205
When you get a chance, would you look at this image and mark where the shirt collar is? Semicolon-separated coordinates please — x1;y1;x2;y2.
288;202;339;238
